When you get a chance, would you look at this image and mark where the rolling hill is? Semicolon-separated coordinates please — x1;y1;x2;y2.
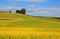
0;12;60;28
0;12;60;39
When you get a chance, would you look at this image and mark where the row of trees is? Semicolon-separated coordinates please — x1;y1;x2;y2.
16;8;26;15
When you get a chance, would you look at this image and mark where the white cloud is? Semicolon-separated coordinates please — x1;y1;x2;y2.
12;2;17;5
0;6;21;12
26;7;60;17
30;5;35;7
4;6;12;9
27;4;35;8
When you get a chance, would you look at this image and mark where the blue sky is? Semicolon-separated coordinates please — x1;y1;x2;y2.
0;0;60;17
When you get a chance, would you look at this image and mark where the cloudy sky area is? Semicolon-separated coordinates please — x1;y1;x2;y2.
0;0;60;17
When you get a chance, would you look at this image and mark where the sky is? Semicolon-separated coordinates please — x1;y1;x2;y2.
0;0;60;17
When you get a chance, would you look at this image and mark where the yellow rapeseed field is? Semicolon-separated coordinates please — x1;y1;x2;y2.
0;12;60;39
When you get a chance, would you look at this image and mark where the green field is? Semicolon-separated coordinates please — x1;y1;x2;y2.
0;12;60;39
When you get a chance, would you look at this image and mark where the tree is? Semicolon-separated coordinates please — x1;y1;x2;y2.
16;8;26;15
9;11;11;13
16;10;20;13
21;8;26;14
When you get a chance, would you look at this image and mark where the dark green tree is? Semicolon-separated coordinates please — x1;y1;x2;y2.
9;11;11;13
16;8;26;15
21;8;26;14
16;10;20;13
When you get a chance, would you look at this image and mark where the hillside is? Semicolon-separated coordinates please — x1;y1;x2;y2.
0;12;60;39
0;12;60;28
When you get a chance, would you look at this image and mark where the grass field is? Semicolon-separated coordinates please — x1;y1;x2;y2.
0;12;60;39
